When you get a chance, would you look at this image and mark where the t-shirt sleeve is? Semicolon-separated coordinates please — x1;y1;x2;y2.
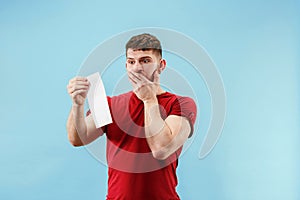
169;96;197;137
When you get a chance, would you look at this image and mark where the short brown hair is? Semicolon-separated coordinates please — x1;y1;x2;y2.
125;33;162;57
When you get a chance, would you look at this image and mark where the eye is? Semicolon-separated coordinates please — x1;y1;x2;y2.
127;60;135;65
142;59;150;63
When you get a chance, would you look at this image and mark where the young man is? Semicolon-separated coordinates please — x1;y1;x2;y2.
66;33;197;200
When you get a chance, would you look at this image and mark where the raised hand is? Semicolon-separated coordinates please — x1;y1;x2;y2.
67;77;90;106
128;69;160;102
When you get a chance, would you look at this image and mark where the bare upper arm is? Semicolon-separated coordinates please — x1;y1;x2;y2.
165;115;191;140
155;115;191;159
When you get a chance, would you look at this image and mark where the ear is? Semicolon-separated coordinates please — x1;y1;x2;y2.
158;59;166;74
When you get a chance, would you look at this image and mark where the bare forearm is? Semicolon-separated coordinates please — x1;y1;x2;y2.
144;101;191;160
144;99;172;153
66;105;87;146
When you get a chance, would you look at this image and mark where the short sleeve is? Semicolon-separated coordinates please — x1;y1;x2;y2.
169;96;197;137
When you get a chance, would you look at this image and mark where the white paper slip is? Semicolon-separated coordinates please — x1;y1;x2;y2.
87;72;112;128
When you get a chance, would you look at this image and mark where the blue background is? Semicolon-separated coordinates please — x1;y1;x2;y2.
1;0;299;199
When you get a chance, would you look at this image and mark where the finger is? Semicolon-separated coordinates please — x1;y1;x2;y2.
67;80;90;90
70;76;88;84
68;84;90;94
128;71;141;84
135;72;149;82
131;71;151;85
69;80;90;87
128;75;137;84
128;76;140;90
71;89;88;99
68;82;89;93
129;71;142;81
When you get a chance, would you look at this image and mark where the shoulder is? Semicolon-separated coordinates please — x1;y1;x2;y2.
109;91;132;98
161;92;196;106
164;92;197;124
175;95;196;108
174;94;197;113
108;91;137;106
109;91;133;101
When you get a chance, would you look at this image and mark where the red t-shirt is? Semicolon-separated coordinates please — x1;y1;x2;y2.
92;91;197;200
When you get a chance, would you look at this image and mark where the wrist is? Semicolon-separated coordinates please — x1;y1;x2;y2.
143;97;158;105
72;103;84;110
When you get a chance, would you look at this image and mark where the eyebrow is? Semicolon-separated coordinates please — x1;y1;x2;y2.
126;56;152;60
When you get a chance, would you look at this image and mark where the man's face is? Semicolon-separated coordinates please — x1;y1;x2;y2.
126;48;161;82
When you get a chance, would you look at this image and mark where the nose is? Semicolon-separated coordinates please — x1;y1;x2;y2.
132;62;143;73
